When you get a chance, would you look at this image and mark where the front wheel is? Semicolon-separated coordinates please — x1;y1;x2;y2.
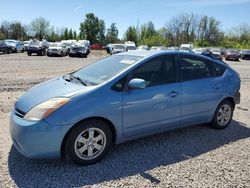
210;100;234;129
65;120;112;165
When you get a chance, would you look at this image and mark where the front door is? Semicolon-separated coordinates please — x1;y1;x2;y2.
122;55;181;137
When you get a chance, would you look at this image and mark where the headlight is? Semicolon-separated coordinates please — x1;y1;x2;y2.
23;98;70;121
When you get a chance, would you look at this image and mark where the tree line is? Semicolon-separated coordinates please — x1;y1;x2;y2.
0;12;250;49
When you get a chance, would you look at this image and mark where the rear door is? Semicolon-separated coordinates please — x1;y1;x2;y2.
178;54;224;126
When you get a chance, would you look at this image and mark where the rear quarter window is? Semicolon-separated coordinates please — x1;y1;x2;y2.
213;62;226;76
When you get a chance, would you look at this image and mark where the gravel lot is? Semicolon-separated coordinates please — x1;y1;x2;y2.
0;52;250;187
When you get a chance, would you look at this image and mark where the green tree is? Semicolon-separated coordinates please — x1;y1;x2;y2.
64;28;69;40
79;13;100;43
97;19;106;45
125;26;138;45
73;30;77;39
30;17;50;40
106;23;119;43
68;28;73;39
9;22;26;40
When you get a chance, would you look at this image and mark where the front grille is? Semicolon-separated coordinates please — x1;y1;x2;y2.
15;108;26;118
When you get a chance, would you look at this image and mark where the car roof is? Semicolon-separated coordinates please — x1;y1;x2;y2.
115;50;195;57
115;50;226;66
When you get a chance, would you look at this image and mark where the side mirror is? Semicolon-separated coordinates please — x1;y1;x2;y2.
128;78;146;89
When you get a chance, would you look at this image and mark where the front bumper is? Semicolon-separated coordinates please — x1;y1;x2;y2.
47;50;61;56
27;49;42;53
69;52;87;57
9;112;70;159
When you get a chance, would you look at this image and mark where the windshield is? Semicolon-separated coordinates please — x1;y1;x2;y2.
50;43;61;47
114;45;125;50
126;46;136;50
30;41;41;46
227;49;237;53
72;55;142;85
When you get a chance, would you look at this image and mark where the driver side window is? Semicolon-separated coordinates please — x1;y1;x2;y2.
131;55;176;87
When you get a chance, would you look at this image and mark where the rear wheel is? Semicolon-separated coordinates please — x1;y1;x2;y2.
27;52;31;56
210;100;234;129
65;120;112;165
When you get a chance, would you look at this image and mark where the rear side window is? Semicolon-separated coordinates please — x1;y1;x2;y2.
213;63;226;76
179;55;212;81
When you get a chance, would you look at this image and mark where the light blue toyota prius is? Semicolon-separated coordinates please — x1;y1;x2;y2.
10;51;241;165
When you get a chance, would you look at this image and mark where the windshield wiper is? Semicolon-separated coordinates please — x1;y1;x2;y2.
68;74;88;86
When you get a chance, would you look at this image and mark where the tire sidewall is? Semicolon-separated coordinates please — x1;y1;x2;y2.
212;100;234;129
66;120;112;165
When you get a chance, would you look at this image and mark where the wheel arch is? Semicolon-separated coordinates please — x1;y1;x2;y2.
60;116;117;159
221;96;235;110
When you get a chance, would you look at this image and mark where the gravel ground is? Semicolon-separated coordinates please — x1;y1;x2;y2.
0;52;249;188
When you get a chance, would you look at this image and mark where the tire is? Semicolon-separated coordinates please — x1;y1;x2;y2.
27;52;31;56
14;48;17;53
65;120;112;165
61;51;63;57
210;100;234;129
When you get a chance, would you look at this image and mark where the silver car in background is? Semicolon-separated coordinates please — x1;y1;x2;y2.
109;44;126;55
47;43;68;57
4;40;24;53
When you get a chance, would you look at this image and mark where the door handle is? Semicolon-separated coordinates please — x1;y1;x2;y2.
168;91;178;97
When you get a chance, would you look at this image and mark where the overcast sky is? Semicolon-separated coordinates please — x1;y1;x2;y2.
1;0;250;37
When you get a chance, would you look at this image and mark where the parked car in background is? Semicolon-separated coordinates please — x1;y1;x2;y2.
109;44;126;55
106;44;112;54
137;45;149;50
212;52;223;61
167;46;179;51
192;48;205;54
78;40;90;54
10;51;240;165
47;43;68;57
23;41;31;51
125;41;136;51
210;48;223;61
91;43;104;50
180;43;193;51
4;40;24;53
240;50;250;60
69;45;88;58
126;45;136;51
220;48;227;56
224;49;240;61
27;40;47;56
0;41;11;54
61;40;76;55
150;46;168;50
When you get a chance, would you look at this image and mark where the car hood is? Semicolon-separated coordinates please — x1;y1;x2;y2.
227;52;239;55
15;77;87;113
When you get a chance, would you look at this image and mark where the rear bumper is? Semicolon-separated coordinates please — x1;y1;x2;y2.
234;91;240;104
